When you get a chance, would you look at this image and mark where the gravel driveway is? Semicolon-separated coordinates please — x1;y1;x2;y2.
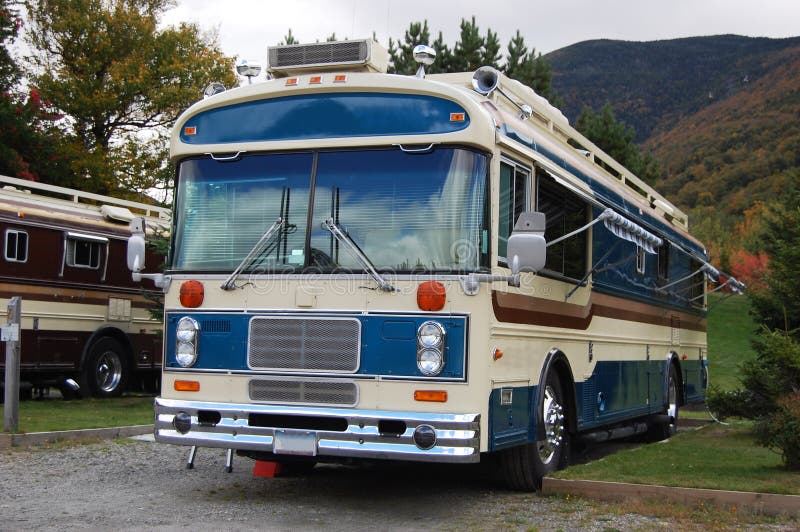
0;437;681;531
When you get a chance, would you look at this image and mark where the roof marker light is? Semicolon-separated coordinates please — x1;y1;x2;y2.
333;74;348;83
309;75;322;84
285;77;299;86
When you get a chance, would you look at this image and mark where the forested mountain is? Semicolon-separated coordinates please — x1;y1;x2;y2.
546;35;800;270
547;35;800;141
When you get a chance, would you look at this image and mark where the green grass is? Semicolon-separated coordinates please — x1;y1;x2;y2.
706;294;757;391
555;421;800;495
1;395;153;433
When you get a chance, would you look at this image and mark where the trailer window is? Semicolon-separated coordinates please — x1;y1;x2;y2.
498;160;530;262
66;237;103;269
4;229;28;263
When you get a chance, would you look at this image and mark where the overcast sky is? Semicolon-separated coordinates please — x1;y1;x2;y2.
162;0;800;72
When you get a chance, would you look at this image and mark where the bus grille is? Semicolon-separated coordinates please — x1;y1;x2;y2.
249;378;358;407
248;317;360;372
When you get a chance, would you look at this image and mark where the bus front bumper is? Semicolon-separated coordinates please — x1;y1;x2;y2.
154;397;481;463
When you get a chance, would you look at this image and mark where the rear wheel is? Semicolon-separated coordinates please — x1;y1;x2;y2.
501;373;570;491
83;338;129;398
648;363;680;441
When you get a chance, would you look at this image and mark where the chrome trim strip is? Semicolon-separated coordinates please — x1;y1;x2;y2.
161;368;467;383
154;397;480;463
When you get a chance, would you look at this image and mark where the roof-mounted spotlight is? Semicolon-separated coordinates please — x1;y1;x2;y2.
413;44;436;78
236;59;262;84
203;82;227;99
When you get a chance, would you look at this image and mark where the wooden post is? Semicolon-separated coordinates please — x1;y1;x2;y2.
3;297;21;432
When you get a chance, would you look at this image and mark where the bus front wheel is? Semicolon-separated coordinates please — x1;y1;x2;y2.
501;373;570;491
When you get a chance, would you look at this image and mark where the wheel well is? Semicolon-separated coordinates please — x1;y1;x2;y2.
539;349;578;435
670;356;686;407
81;327;136;372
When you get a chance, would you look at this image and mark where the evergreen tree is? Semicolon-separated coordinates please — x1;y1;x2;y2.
386;20;556;106
279;28;298;45
481;28;501;69
576;102;660;184
504;30;528;81
429;31;452;74
387;20;431;74
748;174;800;334
451;16;484;72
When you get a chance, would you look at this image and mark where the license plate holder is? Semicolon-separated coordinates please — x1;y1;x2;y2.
273;429;317;456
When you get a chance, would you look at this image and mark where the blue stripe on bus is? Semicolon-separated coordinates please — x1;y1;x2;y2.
165;312;467;380
180;93;470;144
489;358;706;449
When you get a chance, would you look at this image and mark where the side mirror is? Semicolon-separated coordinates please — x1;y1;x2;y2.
127;217;146;273
507;211;547;275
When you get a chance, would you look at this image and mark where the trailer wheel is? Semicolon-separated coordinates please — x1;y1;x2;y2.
648;363;680;441
501;373;570;491
83;338;129;398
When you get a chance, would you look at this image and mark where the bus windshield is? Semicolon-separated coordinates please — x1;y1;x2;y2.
171;147;489;274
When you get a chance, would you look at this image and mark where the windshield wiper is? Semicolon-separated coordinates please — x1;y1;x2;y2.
323;218;397;292
221;217;283;290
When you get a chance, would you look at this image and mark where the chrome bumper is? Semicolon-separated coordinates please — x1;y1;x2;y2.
154;397;480;463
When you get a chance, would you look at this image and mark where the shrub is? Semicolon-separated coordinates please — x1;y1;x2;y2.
756;392;800;470
707;328;800;469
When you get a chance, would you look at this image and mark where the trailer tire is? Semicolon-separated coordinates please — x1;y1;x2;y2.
83;337;129;398
501;373;570;491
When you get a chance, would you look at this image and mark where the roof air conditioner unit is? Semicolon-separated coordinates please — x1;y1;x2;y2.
266;39;389;77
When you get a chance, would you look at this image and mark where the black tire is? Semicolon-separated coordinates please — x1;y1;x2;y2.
648;363;680;441
82;338;129;398
501;373;570;491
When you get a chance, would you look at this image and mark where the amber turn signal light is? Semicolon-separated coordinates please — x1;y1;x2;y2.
417;281;446;311
414;390;448;402
179;280;204;308
174;380;200;392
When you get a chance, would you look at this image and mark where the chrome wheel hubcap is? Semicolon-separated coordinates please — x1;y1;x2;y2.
97;351;122;392
538;385;565;464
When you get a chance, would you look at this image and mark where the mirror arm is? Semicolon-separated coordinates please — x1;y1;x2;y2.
459;273;520;296
132;272;170;291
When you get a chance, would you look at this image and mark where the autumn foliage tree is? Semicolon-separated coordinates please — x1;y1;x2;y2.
0;0;69;181
24;0;237;197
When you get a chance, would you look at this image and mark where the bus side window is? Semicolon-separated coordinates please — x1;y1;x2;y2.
498;159;530;263
536;171;589;280
5;229;28;263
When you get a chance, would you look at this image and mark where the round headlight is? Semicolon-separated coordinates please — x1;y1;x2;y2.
417;321;445;348
176;342;198;368
176;317;199;342
417;348;444;376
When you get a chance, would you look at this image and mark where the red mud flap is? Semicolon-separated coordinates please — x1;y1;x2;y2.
253;461;283;478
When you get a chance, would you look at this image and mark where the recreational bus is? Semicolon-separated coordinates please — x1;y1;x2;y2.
132;40;739;489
